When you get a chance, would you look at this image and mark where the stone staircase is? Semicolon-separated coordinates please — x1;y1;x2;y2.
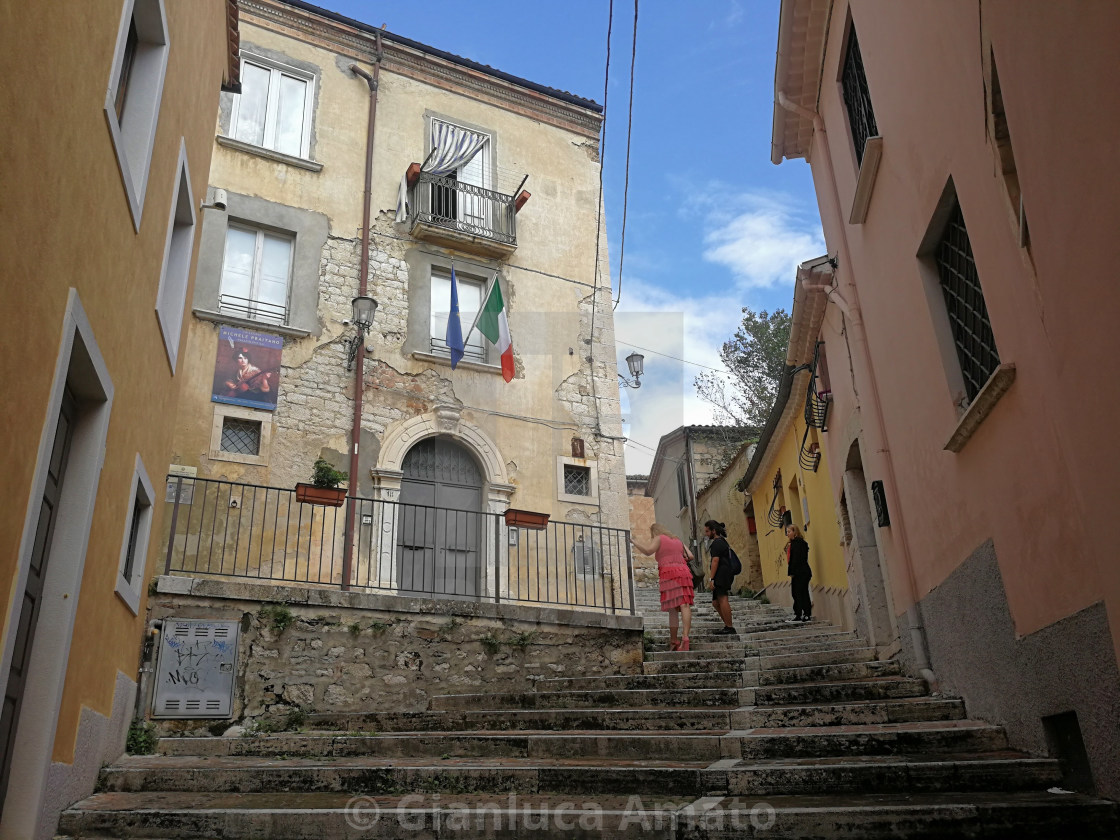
58;590;1118;838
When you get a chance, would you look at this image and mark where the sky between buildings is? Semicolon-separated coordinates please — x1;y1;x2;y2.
328;0;825;471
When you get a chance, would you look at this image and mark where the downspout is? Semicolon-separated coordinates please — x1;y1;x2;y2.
684;431;701;564
778;92;939;691
342;38;381;591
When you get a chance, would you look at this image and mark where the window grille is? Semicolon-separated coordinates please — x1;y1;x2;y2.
935;200;1001;401
220;418;262;456
841;26;878;166
564;464;591;497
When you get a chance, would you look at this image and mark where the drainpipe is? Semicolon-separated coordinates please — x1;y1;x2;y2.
778;92;939;691
342;37;382;591
683;431;701;564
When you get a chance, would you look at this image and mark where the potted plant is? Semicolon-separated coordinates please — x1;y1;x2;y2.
504;509;550;530
295;458;349;507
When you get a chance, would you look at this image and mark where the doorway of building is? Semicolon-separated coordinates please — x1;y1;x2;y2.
396;437;483;598
0;388;77;812
842;441;894;647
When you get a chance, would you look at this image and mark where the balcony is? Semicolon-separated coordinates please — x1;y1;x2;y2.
408;171;520;258
162;476;636;615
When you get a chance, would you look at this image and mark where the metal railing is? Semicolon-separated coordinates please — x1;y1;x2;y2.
163;476;635;615
218;293;289;326
408;171;517;246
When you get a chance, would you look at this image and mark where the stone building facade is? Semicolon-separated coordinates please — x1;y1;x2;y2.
166;1;629;598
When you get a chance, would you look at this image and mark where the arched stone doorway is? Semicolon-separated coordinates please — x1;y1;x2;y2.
397;437;484;598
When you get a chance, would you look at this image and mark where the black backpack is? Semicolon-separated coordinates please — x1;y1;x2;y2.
727;546;743;576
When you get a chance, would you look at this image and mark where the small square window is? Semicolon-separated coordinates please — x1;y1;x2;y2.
220;417;262;455
230;56;315;158
564;464;591;497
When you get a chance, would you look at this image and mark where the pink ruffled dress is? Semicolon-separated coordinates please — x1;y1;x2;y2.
655;535;695;611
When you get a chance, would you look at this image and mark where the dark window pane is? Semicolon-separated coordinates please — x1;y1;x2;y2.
220;418;262;456
841;26;878;166
564;465;591;496
115;16;139;122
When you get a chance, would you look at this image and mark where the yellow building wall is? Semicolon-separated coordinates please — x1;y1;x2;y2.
0;0;229;767
749;422;852;628
696;443;763;593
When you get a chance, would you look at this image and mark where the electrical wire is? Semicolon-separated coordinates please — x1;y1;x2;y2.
617;341;727;372
614;0;638;311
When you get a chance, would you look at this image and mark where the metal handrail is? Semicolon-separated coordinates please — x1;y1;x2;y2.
162;475;634;615
408;171;517;246
218;293;289;325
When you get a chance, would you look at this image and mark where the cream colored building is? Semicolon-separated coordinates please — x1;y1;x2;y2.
165;0;630;608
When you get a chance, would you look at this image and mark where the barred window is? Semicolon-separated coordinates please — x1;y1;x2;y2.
841;25;878;166
935;200;1001;401
220;417;262;456
563;464;591;497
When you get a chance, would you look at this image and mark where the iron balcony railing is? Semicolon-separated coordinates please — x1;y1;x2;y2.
218;293;289;326
162;476;635;615
408;171;517;246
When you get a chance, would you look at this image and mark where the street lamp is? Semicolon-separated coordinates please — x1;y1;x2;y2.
345;295;378;371
618;350;644;388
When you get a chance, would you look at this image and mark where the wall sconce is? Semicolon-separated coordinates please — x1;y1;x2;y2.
618;351;644;389
345;295;378;371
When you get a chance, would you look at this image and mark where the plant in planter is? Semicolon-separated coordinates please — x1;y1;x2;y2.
295;458;349;507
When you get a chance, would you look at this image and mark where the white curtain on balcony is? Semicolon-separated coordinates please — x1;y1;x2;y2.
395;121;489;223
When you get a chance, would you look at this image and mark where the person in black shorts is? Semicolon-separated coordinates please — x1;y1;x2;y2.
704;520;737;635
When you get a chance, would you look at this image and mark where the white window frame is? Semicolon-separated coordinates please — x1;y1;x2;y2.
229;54;315;160
557;456;599;506
219;223;294;326
104;0;169;232
429;268;487;362
115;455;155;615
210;405;272;466
155;140;196;372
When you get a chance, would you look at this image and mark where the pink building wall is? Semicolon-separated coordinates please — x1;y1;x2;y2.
779;0;1120;797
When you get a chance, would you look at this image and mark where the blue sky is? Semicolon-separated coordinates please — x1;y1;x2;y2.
328;0;825;470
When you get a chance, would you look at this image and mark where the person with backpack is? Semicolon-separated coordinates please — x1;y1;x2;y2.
703;520;740;635
785;523;813;622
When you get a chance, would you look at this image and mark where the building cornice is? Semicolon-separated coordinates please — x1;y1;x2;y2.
241;0;603;139
771;0;834;164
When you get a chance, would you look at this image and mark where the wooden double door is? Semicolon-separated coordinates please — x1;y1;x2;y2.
396;438;484;599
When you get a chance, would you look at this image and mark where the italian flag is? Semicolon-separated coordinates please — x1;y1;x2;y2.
475;279;514;382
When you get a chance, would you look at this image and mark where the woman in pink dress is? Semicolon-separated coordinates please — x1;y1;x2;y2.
631;523;695;651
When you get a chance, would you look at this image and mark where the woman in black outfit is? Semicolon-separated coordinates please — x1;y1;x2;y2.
785;524;812;622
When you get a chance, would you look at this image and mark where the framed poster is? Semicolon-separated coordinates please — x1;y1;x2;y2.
211;326;282;411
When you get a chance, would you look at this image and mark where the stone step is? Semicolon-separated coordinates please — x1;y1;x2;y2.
98;754;714;797
646;644;754;659
754;676;930;706
58;790;1119;839
740;625;855;644
721;752;1063;796
759;659;902;685
534;671;750;693
642;657;755;676
759;647;878;670
157;731;730;761
730;697;965;728
430;687;746;711
752;636;870;656
308;707;735;733
735;720;1009;759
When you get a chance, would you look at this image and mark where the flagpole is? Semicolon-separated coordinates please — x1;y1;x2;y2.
462;273;497;343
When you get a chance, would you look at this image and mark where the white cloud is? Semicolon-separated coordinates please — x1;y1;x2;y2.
699;190;825;288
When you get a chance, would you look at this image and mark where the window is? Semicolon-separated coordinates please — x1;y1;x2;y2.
935;199;1001;402
557;456;599;505
210;406;272;466
105;0;169;231
220;417;262;456
116;456;154;615
563;464;591;497
840;24;878;167
676;462;690;511
987;50;1030;252
155;141;196;372
219;224;293;325
230;56;314;158
430;270;486;361
572;535;603;576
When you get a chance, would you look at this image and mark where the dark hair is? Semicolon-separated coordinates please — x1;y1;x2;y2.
238;349;251;361
704;520;727;538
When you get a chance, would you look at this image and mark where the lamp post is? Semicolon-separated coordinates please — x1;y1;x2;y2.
618;351;644;389
345;295;378;371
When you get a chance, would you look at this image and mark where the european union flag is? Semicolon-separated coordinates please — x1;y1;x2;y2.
446;264;465;369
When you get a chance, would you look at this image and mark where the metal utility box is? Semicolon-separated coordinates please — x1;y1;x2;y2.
151;619;239;718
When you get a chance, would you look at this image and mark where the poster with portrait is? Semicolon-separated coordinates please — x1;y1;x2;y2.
211;326;283;411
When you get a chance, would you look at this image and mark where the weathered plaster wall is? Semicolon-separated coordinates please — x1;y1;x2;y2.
147;577;643;730
696;444;764;594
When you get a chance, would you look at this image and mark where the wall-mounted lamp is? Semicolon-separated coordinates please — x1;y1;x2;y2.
345;295;378;371
618;351;644;389
200;188;228;212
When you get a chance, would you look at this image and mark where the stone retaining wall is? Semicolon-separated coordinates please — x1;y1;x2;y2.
145;576;643;735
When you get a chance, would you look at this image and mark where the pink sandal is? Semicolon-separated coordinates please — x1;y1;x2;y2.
669;639;680;651
679;637;690;652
